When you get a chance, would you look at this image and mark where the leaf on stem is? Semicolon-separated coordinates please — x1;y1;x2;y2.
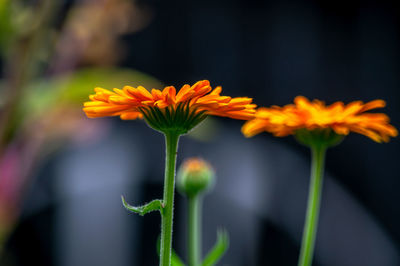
121;195;163;216
170;251;185;266
156;236;186;266
202;229;229;266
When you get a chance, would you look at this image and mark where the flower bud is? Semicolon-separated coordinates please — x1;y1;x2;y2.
177;158;215;197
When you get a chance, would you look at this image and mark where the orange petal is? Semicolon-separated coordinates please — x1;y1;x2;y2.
176;84;194;102
360;99;386;112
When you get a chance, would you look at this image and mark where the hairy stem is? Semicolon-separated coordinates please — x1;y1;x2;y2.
160;132;180;266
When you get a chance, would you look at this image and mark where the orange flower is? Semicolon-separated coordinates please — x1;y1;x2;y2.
242;96;398;143
83;80;256;122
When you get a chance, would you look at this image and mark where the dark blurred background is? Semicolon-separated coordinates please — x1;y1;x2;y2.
1;0;400;265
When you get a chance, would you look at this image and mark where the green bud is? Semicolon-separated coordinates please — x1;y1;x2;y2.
177;157;215;197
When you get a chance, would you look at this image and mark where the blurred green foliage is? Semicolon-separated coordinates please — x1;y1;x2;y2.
0;0;14;52
0;67;162;142
22;67;163;116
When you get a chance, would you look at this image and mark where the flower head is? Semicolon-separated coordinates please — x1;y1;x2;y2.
177;157;215;197
242;96;398;143
83;80;256;134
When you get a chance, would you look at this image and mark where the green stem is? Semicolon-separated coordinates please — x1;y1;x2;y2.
298;144;327;266
160;132;180;266
188;195;201;266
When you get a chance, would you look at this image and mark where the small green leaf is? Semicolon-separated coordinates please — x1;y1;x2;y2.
202;229;229;266
156;236;186;266
121;196;163;216
171;251;186;266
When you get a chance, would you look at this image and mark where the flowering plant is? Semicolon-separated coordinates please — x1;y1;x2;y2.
242;96;397;266
84;80;255;266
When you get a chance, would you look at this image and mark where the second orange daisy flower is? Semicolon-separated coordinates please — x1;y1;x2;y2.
242;96;397;143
